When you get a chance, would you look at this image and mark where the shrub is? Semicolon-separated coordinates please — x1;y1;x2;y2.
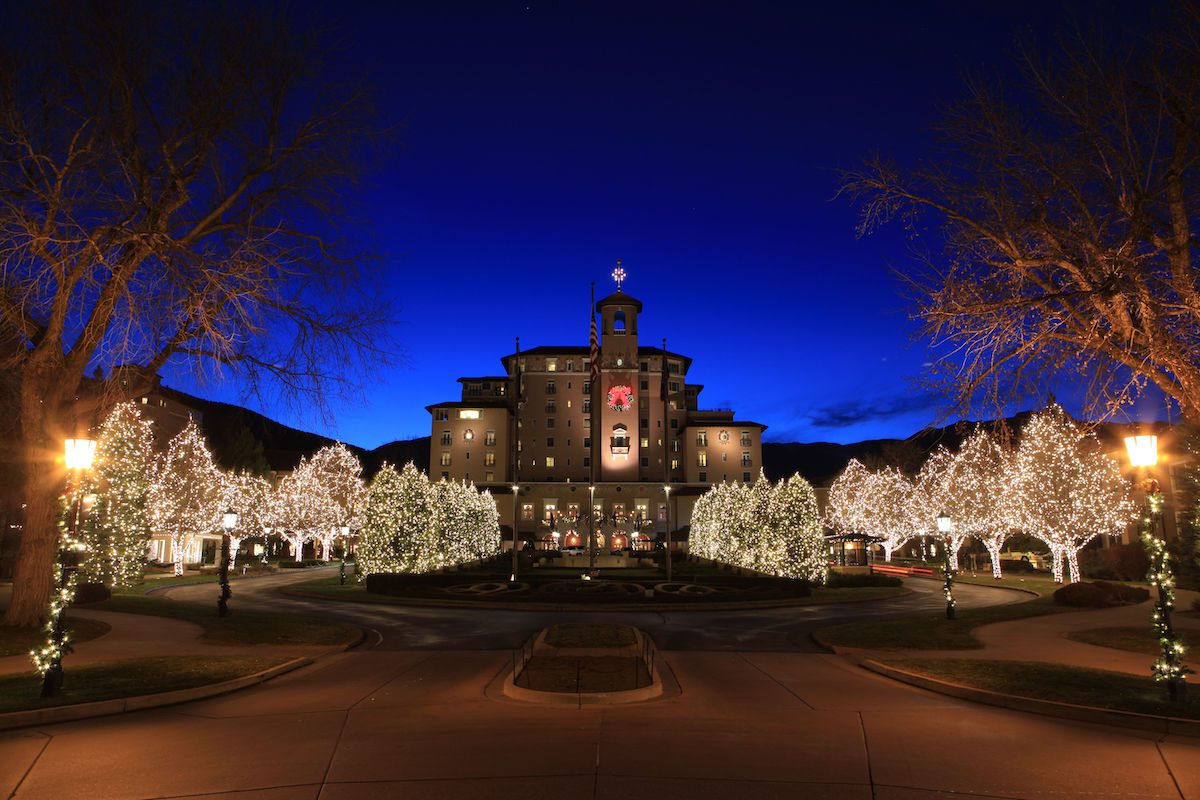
73;581;112;604
1081;544;1150;583
1053;581;1150;607
279;559;329;569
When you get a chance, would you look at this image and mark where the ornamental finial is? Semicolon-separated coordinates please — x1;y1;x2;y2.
612;260;626;291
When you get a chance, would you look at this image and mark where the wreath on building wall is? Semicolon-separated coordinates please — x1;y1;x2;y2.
607;384;634;411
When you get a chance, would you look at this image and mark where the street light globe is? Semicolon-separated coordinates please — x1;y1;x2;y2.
936;512;952;534
1124;434;1158;468
64;438;97;470
222;509;239;530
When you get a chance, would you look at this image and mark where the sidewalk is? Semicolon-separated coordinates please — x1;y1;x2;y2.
839;587;1200;682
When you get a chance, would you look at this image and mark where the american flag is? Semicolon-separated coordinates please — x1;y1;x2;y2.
589;286;599;385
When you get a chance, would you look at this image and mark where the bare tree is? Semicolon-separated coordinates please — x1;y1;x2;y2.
1;4;393;627
841;4;1200;427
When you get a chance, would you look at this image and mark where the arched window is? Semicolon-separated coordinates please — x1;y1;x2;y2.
610;423;630;454
613;310;626;334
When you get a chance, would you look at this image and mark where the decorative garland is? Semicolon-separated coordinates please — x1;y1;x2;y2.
1141;489;1192;699
606;384;634;411
31;493;85;677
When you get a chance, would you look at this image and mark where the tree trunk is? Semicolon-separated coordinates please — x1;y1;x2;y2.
172;535;186;576
2;379;68;629
883;542;894;562
228;538;242;570
987;544;1003;579
1066;548;1081;584
1050;547;1066;583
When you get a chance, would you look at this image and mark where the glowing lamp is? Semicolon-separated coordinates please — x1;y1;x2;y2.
222;509;239;531
64;438;97;470
1124;434;1158;468
936;512;952;534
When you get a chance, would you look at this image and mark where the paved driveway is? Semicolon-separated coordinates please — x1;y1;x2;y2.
2;572;1196;799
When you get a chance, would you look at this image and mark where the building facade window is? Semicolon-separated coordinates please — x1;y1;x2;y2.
698;471;707;482
440;452;451;466
545;400;556;413
434;409;448;421
547;358;557;372
741;431;752;447
547;417;555;428
670;418;678;429
546;437;555;447
696;431;707;446
485;430;496;446
742;452;752;467
440;430;452;446
743;472;751;482
697;451;707;467
640;436;650;448
484;452;496;466
522;503;535;521
546;456;555;468
545;380;556;395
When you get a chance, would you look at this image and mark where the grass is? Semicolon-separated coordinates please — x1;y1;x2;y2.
517;656;650;692
0;655;290;713
957;574;1063;597
545;623;636;648
818;594;1071;650
885;658;1200;720
1067;626;1200;655
118;574;220;595
83;594;360;647
0;616;111;658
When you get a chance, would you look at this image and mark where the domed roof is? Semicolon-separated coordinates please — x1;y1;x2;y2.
595;290;643;313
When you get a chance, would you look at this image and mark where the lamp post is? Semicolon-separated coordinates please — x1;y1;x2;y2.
40;437;97;697
588;484;597;571
937;511;955;620
1124;432;1190;701
663;484;673;582
511;484;520;581
218;508;237;617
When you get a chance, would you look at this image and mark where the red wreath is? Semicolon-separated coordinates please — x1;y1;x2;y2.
607;384;634;411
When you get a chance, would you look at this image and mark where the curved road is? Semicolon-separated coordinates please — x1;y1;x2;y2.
164;567;1026;651
1;571;1196;799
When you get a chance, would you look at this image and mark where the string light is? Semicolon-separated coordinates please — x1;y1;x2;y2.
148;419;224;577
689;471;827;582
1141;490;1193;697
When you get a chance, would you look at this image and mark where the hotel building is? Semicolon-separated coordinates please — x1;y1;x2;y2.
426;281;767;551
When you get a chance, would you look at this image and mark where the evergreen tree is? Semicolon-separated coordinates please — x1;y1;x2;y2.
81;402;155;587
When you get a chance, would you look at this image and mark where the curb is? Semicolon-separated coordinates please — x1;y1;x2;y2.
861;659;1200;739
0;657;312;732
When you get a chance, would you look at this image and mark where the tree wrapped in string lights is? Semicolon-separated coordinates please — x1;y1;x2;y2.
306;443;367;560
943;428;1013;578
222;470;272;569
1008;405;1136;582
271;454;330;562
148;419;223;576
827;461;921;562
1141;489;1193;700
78;402;156;588
688;473;826;581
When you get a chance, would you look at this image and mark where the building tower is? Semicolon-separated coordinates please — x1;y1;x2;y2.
596;269;642;482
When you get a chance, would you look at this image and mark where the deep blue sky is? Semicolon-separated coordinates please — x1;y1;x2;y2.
170;0;1158;449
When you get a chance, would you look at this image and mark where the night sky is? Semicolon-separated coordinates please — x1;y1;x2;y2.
167;0;1158;449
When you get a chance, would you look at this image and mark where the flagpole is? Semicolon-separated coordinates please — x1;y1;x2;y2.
662;337;672;582
511;336;521;581
588;282;598;572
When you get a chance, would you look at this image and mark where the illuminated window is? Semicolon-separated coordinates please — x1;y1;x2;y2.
697;451;707;468
741;431;752;447
458;409;480;420
522;503;535;520
547;358;557;372
696;431;707;446
640;437;649;448
485;472;495;482
545;456;555;469
440;452;451;466
485;452;496;466
485;430;496;446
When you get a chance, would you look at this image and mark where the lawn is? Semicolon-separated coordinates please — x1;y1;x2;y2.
0;655;290;713
516;656;650;692
1067;626;1200;655
818;594;1071;650
957;574;1063;597
0;616;111;658
884;658;1200;719
84;594;360;647
118;574;220;595
544;624;636;648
